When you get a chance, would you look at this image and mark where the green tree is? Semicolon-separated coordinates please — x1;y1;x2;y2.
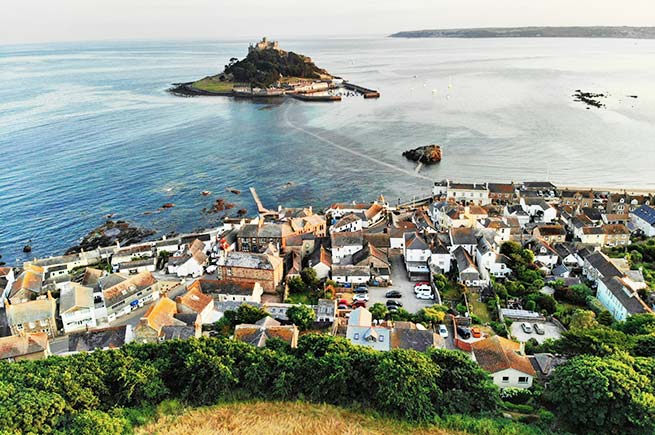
235;304;269;324
287;276;305;294
287;304;316;331
369;303;389;322
569;309;599;330
555;327;631;357
616;313;655;335
67;410;130;435
415;307;446;329
300;267;320;289
547;354;655;435
597;310;614;326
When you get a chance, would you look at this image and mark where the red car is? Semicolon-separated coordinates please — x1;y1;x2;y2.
338;299;350;307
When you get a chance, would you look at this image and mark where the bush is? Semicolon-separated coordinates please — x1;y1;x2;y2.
500;387;533;404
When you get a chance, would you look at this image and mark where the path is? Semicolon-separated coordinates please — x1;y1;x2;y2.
283;105;433;181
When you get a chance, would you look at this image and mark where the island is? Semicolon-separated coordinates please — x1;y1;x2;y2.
170;37;380;101
390;26;655;39
402;144;442;164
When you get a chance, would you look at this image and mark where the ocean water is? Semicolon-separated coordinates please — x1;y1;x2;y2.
1;37;655;262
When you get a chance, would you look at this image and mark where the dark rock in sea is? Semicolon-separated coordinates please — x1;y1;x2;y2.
205;198;236;214
66;220;156;254
402;144;442;164
237;208;248;216
161;203;175;209
573;90;606;109
23;245;32;253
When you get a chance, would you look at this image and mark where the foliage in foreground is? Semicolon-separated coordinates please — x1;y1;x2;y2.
0;335;499;434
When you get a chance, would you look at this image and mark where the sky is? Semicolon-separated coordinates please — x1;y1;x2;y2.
1;0;654;45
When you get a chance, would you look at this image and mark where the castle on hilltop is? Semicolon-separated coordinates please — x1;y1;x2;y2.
249;37;280;53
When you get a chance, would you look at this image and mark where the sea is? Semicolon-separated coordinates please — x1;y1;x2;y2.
1;36;655;263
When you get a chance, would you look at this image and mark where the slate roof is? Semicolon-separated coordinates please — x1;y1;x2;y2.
352;243;389;267
363;232;391;249
68;325;130;352
161;325;197;340
602;276;651;316
450;227;478;246
331;231;364;248
585;252;622;280
223;251;281;270
404;232;429;250
234;317;298;347
391;328;442;352
472;336;535;375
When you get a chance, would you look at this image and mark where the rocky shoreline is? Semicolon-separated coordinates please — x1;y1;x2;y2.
402;144;442;164
168;82;233;97
66;220;156;254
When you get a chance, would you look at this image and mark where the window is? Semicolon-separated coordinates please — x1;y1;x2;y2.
518;376;529;384
379;335;385;342
502;376;509;383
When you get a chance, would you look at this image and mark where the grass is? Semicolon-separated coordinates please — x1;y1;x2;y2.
470;299;492;323
191;77;238;93
136;401;470;435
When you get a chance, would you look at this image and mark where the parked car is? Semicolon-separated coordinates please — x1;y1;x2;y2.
456;326;471;339
354;286;369;293
337;304;349;310
471;327;482;338
353;293;369;302
533;323;545;335
385;290;402;298
438;324;449;339
386;299;403;308
414;284;431;294
352;301;367;309
416;291;434;300
521;323;533;334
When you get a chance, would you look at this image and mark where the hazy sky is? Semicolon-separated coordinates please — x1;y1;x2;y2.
1;0;654;45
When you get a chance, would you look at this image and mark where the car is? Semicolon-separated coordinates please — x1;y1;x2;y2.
386;299;403;308
337;304;349;310
353;293;369;302
456;326;471;339
414;284;431;294
533;323;545;335
416;291;434;300
414;281;430;288
338;299;349;307
521;323;533;334
385;290;402;298
438;324;449;338
387;306;399;313
471;327;482;338
354;286;369;294
352;301;367;309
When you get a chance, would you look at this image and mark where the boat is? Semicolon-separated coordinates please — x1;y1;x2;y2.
201;191;211;196
226;187;241;195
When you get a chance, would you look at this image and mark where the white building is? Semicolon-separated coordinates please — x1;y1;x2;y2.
631;205;655;237
59;283;97;333
331;231;364;264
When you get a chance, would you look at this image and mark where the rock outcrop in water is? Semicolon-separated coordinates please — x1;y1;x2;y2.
402;144;442;164
66;220;155;254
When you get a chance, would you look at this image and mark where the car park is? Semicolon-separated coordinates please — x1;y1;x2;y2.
438;324;449;338
456;326;471;339
533;323;545;335
521;323;533;334
386;299;403;308
385;290;402;298
353;293;369;302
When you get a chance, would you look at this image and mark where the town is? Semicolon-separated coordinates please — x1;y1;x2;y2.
1;179;654;433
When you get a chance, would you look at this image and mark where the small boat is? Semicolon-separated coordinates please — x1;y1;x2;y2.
226;187;241;195
201;191;211;196
162;203;175;209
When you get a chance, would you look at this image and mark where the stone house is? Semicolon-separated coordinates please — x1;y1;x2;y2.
0;333;50;362
5;292;57;338
218;250;283;294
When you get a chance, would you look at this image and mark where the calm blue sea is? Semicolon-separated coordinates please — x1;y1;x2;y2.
1;37;655;262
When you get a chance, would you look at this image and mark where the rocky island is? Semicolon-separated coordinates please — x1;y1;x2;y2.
402;144;442;164
169;37;380;101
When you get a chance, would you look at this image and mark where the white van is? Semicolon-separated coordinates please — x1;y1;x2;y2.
415;290;434;300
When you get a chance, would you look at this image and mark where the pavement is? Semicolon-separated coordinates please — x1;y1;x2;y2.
367;256;436;314
510;320;562;343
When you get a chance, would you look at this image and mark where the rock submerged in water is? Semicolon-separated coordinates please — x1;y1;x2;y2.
402;144;442;164
66;220;156;254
